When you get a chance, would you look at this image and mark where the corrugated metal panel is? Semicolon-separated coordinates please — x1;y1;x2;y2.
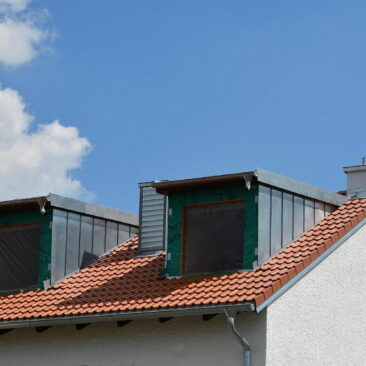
138;183;167;253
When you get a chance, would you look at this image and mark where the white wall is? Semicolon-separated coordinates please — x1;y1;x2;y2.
266;222;366;366
0;311;266;366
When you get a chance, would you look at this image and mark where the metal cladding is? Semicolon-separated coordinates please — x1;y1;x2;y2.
0;194;138;287
149;169;347;269
49;194;138;284
153;169;347;207
0;199;364;326
344;158;366;199
51;209;138;284
257;185;335;267
138;182;167;254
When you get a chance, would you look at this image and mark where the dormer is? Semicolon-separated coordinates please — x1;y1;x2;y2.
138;169;346;277
0;194;138;293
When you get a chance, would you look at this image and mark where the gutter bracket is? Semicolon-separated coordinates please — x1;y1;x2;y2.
242;172;254;191
225;308;251;366
37;197;48;216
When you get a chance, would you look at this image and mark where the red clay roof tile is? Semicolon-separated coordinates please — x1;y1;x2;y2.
0;198;364;321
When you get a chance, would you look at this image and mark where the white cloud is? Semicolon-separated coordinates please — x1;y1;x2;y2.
0;87;92;201
0;0;29;13
0;0;50;67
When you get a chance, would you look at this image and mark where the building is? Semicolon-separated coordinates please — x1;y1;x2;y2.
0;161;365;365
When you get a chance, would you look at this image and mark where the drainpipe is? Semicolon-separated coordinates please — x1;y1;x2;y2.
225;308;251;366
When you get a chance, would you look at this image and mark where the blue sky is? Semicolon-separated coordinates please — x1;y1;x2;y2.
1;0;366;213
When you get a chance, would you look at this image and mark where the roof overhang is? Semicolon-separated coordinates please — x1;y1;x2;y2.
0;196;46;214
0;194;139;227
153;168;347;207
0;302;255;330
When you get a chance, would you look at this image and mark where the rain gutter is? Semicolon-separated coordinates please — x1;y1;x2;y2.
0;302;255;330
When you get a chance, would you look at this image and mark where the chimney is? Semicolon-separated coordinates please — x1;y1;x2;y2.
343;157;366;198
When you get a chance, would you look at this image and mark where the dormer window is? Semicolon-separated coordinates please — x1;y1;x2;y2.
0;223;41;292
139;169;346;278
0;194;138;293
182;200;244;274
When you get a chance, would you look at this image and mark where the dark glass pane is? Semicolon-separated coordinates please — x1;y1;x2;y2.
0;223;41;291
183;201;244;274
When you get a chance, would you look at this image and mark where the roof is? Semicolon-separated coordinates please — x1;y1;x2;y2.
0;194;138;226
153;168;347;206
0;198;365;325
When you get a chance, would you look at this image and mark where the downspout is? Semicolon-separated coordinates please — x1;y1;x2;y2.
225;308;251;366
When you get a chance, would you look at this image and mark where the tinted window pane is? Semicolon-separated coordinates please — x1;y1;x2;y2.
0;223;41;291
183;201;244;274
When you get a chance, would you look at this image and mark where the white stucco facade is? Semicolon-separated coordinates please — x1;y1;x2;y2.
266;222;366;366
0;311;266;366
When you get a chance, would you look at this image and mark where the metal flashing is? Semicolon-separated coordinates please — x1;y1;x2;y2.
256;217;366;313
0;302;255;330
0;194;138;227
343;165;366;173
0;196;46;213
152;169;346;207
255;169;346;206
49;194;138;226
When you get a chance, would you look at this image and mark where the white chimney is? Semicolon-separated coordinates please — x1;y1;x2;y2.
344;157;366;198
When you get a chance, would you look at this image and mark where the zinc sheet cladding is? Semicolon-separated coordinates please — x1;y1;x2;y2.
0;198;364;321
257;185;336;267
138;184;167;253
51;209;138;284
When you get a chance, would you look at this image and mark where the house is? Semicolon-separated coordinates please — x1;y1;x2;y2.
0;161;365;365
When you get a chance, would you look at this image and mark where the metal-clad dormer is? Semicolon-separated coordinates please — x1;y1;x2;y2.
148;169;346;277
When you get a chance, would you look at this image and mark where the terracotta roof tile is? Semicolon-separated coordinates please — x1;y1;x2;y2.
0;198;364;321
